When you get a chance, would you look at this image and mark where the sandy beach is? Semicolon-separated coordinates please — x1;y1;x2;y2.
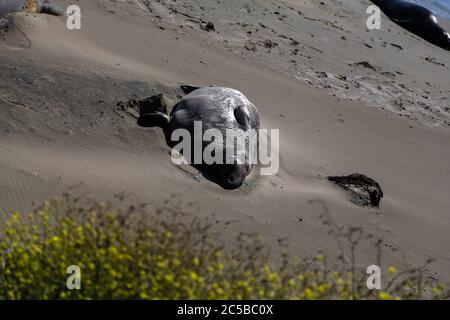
1;0;449;284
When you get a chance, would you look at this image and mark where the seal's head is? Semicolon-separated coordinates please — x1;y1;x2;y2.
429;26;450;50
441;31;450;50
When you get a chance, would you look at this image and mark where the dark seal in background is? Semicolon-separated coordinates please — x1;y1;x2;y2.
370;0;450;50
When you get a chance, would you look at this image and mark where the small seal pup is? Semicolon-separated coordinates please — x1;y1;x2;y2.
136;85;261;190
369;0;450;50
0;0;63;29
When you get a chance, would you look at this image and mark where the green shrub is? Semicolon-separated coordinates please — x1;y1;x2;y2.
0;194;448;300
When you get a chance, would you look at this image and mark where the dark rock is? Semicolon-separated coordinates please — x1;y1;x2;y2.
201;21;215;32
264;39;279;49
354;61;377;72
245;41;258;52
136;95;168;128
328;173;383;207
389;43;403;50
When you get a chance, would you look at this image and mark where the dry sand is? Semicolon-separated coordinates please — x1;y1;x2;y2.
1;0;449;282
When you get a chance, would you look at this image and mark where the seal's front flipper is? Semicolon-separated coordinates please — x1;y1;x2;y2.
180;85;202;94
137;94;170;128
39;1;64;16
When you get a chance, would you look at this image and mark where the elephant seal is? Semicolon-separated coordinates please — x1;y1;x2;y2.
136;85;261;190
370;0;450;50
0;0;63;29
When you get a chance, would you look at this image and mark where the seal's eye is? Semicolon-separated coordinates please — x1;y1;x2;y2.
234;105;251;127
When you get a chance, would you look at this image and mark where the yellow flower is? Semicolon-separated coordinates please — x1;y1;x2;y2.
108;246;118;255
7;291;15;300
3;195;447;300
378;291;391;300
172;259;181;266
145;231;153;238
164;274;174;282
109;269;118;278
49;236;61;244
432;286;442;295
192;257;200;267
387;266;397;274
189;271;199;281
303;288;314;299
268;272;279;282
164;231;172;239
318;284;330;293
140;292;149;299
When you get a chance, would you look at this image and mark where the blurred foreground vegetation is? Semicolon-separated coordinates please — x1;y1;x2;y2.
0;194;448;300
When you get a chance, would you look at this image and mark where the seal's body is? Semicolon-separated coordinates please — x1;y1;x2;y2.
137;86;261;190
0;0;63;28
370;0;450;50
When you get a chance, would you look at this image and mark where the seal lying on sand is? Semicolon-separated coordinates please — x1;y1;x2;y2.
136;85;260;190
0;0;63;29
328;173;383;207
370;0;450;50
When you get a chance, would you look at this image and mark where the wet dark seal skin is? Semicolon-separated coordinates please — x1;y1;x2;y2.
137;86;260;190
369;0;450;50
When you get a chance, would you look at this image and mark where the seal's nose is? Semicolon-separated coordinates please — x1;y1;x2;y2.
221;164;246;190
227;175;237;184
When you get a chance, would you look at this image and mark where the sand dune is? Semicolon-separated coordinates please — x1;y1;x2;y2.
1;0;449;282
